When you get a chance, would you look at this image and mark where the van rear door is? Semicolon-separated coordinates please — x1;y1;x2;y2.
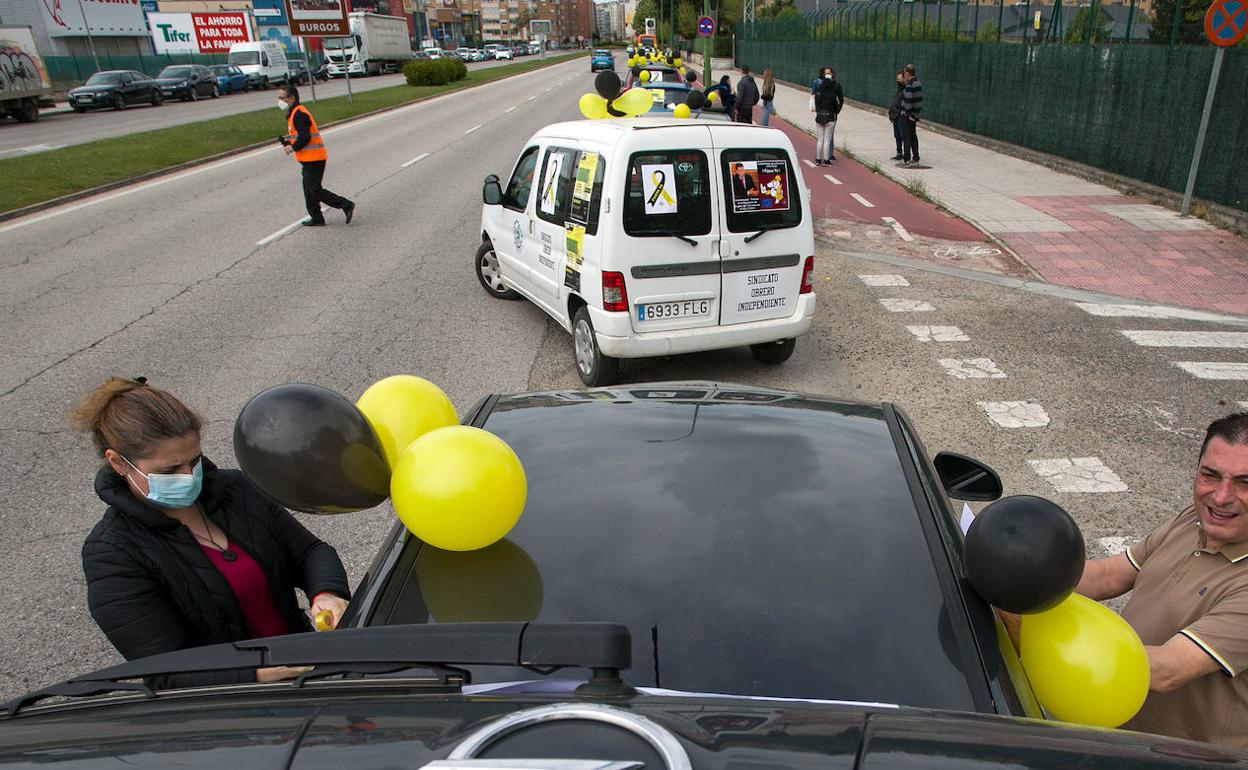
619;129;721;333
712;136;809;326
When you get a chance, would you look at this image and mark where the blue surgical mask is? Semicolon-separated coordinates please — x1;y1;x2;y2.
122;455;203;509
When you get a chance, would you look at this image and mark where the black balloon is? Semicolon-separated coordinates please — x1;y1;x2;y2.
964;495;1086;613
234;383;390;514
595;70;621;100
685;71;697;84
685;90;706;110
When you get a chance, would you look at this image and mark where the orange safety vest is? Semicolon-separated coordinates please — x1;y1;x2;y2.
286;104;327;163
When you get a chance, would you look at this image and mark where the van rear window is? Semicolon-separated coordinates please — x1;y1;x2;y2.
721;149;802;233
623;151;711;238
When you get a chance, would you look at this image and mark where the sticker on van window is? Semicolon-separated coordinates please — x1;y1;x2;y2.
570;152;598;225
641;163;678;215
540;153;563;216
564;222;585;292
729;159;789;214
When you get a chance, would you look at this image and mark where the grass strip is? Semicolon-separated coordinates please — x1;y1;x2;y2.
2;53;584;214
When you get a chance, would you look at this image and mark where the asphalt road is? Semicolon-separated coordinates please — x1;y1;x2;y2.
0;56;538;158
1;53;1245;699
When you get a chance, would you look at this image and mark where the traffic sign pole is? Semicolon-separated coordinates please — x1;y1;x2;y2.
1180;47;1223;216
699;11;714;90
1181;0;1243;215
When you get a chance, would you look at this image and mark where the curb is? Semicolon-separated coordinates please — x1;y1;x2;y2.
0;55;585;225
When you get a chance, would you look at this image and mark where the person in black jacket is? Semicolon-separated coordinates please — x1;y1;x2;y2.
888;70;905;161
734;65;759;124
72;377;351;689
813;67;844;166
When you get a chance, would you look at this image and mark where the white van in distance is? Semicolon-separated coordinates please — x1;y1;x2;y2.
227;41;289;89
477;118;816;386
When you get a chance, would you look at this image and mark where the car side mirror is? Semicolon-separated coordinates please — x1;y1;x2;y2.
483;174;503;205
933;451;1003;502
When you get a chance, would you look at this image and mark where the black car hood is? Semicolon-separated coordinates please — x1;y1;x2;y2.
0;688;1243;768
70;84;119;94
155;77;191;86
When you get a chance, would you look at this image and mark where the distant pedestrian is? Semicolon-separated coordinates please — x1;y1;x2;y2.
887;70;905;160
278;85;355;227
813;66;844;166
759;68;776;126
735;65;759;124
899;63;923;167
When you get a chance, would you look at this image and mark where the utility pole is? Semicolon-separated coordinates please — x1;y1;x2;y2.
75;0;101;72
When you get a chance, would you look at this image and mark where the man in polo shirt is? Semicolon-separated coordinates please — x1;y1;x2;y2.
1077;412;1248;747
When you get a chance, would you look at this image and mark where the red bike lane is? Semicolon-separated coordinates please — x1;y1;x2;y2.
764;115;986;243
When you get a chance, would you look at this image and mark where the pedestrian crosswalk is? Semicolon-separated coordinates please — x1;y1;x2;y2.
1074;305;1248;381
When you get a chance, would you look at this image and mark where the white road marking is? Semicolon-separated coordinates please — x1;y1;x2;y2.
977;401;1050;428
879;299;934;312
544;87;552;92
1029;457;1128;493
803;159;816;168
401;152;430;168
464;124;482;135
823;174;842;185
907;325;970;343
1121;330;1248;348
527;95;537;101
1173;362;1248;380
939;358;1007;379
858;274;909;287
504;105;516;113
1075;303;1233;321
850;193;875;208
881;216;914;242
1241;402;1248;410
255;216;308;246
1097;536;1129;556
0;144;62;157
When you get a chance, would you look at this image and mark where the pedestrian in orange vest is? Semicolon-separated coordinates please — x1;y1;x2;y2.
278;85;355;227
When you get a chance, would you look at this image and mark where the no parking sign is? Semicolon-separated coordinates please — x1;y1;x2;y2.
698;16;715;37
1205;0;1247;46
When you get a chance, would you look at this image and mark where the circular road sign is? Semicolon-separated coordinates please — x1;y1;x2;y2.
1205;0;1247;46
698;16;715;37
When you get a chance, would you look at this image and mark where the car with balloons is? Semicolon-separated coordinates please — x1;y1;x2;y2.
476;99;817;385
1;380;1233;767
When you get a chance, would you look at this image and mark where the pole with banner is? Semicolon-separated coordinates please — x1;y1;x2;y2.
282;0;351;99
1181;0;1244;215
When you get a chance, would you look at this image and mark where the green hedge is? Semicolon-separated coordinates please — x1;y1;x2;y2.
403;57;469;86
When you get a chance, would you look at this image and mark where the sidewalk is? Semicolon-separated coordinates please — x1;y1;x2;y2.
719;67;1248;316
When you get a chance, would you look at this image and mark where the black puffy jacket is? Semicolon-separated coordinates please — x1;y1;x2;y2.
82;458;350;688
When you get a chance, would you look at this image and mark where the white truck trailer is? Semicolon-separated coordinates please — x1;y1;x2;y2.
0;26;53;123
324;13;412;77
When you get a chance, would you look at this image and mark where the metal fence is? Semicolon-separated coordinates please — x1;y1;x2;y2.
737;31;1246;212
41;53;235;90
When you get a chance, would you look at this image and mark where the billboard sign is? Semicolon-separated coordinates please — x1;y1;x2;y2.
252;0;289;25
282;0;350;36
149;12;256;54
39;0;148;37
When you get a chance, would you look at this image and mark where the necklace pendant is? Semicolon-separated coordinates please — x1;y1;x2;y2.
223;550;237;562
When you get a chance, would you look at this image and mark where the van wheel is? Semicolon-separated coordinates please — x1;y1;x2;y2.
475;242;520;300
751;338;796;365
262;76;270;90
573;306;619;387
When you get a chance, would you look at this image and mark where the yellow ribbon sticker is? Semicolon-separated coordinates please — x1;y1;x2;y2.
641;163;678;215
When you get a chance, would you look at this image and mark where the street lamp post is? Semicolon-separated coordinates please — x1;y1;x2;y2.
75;0;101;72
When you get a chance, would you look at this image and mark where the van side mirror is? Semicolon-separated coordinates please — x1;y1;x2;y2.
483;174;503;205
933;452;1003;502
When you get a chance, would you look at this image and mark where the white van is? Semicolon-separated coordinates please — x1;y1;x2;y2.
477;118;816;386
227;41;290;89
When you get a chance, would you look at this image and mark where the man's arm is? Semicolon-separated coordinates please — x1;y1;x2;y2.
1147;633;1222;692
1077;553;1137;601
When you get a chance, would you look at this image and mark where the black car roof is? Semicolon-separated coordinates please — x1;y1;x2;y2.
376;384;979;712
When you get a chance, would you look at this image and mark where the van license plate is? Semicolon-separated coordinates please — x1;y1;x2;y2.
638;300;711;321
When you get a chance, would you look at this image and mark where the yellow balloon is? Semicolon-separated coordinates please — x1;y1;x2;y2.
391;425;527;551
673;103;691;119
614;87;654;117
416;539;543;622
639;69;651;82
1020;593;1150;727
356;375;458;470
707;91;719;102
579;92;608;120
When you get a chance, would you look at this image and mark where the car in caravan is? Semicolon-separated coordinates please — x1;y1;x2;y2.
227;40;289;89
476;118;815;385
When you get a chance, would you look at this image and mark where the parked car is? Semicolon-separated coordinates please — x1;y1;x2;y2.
478;119;815;385
422;47;443;59
590;49;613;71
528;42;542;54
208;64;248;94
228;40;289;89
155;64;218;101
286;60;312;85
67;70;162;112
493;46;513;60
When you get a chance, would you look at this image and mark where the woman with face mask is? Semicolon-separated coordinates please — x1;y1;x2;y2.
72;377;351;688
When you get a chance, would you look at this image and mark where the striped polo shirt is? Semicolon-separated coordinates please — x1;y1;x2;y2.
1120;505;1248;748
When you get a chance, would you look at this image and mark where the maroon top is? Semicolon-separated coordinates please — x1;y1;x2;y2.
199;541;290;639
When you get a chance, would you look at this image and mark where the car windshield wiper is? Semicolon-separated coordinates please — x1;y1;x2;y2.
2;622;632;716
743;224;789;244
650;231;697;247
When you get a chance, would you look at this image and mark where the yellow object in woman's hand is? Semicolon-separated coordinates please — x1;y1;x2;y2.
314;610;334;631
